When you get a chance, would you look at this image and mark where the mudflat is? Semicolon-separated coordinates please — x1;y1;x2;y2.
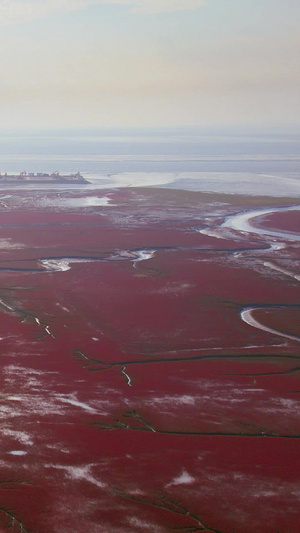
0;187;298;533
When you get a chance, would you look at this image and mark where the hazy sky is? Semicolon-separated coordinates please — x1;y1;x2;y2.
0;0;299;129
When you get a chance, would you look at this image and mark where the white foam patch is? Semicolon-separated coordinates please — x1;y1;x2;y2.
56;393;98;414
127;517;164;531
199;228;226;239
40;259;71;272
109;249;156;265
40;258;93;272
156;282;193;295
270;242;286;251
150;394;196;407
136;382;300;427
133;250;156;266
258;397;300;417
48;463;106;489
56;303;70;312
8;450;27;456
0;392;66;418
6;395;23;401
0;239;24;249
46;444;71;454
60;196;114;207
4;365;50;377
1;429;33;446
167;470;195;487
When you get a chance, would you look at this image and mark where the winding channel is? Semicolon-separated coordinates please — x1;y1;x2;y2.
241;307;300;343
222;205;300;343
1;206;299;348
222;205;300;242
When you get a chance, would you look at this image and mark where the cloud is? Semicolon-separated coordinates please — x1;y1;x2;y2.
0;0;207;25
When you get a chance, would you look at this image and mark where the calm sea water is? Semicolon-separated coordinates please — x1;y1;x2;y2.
0;129;299;196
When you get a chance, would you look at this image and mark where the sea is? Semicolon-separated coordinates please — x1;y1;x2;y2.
0;128;299;197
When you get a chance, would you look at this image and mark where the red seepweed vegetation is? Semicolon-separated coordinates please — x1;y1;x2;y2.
0;188;298;533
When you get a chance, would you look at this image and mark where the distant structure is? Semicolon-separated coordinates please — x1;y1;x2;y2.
0;171;89;184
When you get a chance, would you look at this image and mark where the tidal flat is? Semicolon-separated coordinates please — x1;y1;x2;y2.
0;187;299;532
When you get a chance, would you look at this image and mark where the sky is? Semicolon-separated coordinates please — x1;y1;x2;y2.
0;0;299;130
